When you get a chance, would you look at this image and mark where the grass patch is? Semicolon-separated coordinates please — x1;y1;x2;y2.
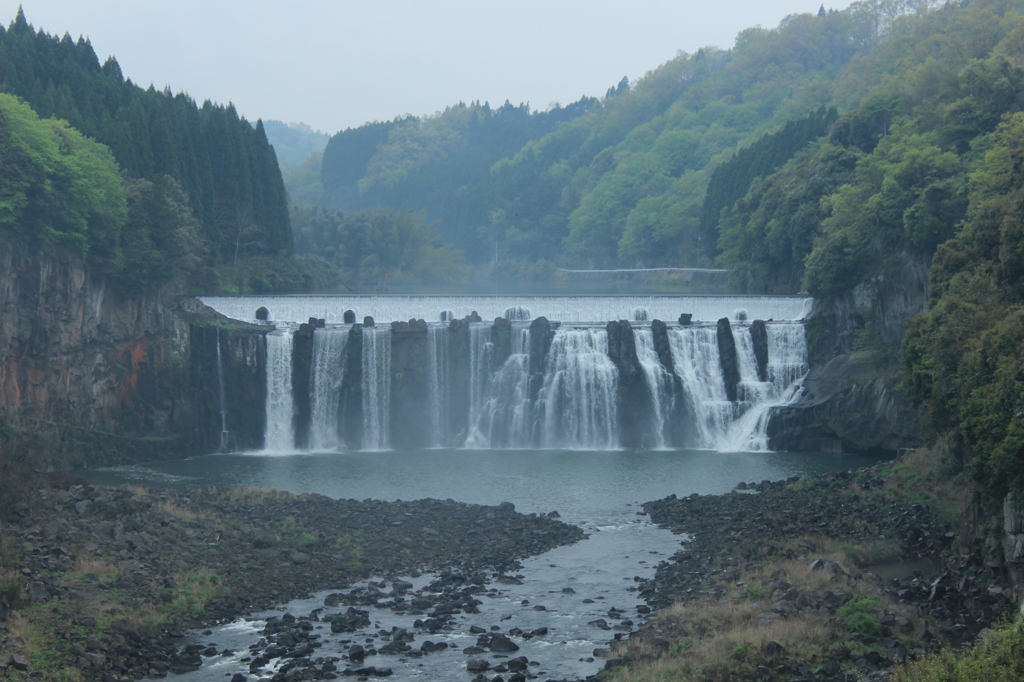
161;568;225;620
611;600;841;681
331;533;364;570
894;614;1024;681
838;596;884;637
156;498;208;523
279;516;319;546
72;555;119;582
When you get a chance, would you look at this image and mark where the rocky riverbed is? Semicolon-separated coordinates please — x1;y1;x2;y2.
0;483;583;680
1;453;1015;682
598;459;1018;681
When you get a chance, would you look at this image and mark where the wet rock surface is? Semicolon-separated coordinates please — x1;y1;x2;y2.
0;483;583;680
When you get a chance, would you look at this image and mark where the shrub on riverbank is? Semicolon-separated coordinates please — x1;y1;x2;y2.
894;614;1024;682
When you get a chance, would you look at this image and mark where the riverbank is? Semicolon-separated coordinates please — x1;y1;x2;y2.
601;449;1015;682
0;483;583;680
0;449;1007;682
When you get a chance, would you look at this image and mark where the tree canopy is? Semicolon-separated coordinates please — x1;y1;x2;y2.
0;8;292;265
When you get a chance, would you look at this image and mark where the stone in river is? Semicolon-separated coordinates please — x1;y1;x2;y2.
489;634;519;652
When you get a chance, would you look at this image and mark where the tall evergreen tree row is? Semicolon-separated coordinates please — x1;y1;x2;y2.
0;9;292;264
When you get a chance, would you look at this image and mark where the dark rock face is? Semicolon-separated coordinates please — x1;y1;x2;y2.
491;317;513;368
190;324;267;453
528;317;554;403
678;313;692;325
606;320;649;449
650;320;675;374
766;351;925;455
390;319;429;449
255;306;269;321
339;325;364;450
363;316;375;327
716;318;740;402
343;310;356;324
651;319;689;447
446;317;473;445
0;243;254;466
750;320;769;383
291;324;316;449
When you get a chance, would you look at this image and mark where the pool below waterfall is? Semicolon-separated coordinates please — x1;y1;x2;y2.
84;448;890;681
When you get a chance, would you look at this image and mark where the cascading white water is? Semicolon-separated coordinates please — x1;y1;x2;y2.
427;324;450;447
540;328;619;449
733;325;772;405
466;324;493;446
215;329;230;451
264;330;296;452
667;326;734;449
469;324;533;448
250;301;810;454
362;326;391;450
767;323;810;389
309;327;349;451
634;329;670;449
724;323;810;451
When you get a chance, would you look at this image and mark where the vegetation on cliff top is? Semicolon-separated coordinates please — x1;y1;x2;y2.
0;9;337;295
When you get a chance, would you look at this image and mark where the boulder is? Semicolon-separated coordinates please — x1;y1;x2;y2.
716;318;740;402
750;319;769;382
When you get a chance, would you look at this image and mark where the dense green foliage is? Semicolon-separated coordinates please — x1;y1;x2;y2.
903;111;1024;507
700;106;838;256
894;614;1024;681
319;99;597;262
716;0;1024;298
316;3;894;266
0;10;342;295
0;9;291;265
292;206;466;285
0;92;126;271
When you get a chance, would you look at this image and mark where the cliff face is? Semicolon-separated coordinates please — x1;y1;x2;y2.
767;351;925;454
0;243;266;467
768;251;931;455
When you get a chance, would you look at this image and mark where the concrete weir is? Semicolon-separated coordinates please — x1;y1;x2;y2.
194;296;812;453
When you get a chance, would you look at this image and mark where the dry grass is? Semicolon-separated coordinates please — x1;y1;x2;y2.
156;498;208;522
612;600;839;681
221;486;292;505
73;555;119;579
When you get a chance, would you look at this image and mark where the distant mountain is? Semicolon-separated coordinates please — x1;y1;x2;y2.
264;120;330;166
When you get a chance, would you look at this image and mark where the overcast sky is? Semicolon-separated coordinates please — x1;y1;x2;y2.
4;1;852;135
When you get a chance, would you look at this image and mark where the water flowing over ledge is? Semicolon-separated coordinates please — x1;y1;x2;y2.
201;294;813;324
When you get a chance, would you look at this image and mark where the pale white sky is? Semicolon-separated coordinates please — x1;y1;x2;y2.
4;0;852;134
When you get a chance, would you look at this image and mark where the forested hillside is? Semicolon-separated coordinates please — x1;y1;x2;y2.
0;9;336;294
313;3;894;266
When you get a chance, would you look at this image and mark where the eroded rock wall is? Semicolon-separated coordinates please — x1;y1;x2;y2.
0;243;267;466
768;251;932;455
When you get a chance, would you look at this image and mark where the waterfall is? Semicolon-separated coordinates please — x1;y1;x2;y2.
466;324;493;446
667;326;734;449
215;329;231;452
470;324;533;448
362;326;391;450
264;330;296;452
733;325;772;405
540;328;619;449
309;327;348;451
244;301;810;454
725;323;809;451
427;323;450;447
634;329;670;449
